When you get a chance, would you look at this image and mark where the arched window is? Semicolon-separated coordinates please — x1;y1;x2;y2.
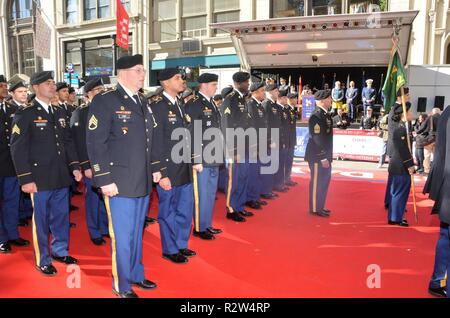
7;0;43;77
447;43;450;64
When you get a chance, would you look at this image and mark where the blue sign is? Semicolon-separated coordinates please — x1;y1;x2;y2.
302;96;315;120
294;127;309;157
63;72;80;87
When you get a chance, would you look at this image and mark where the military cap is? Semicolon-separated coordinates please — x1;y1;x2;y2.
68;87;76;94
84;78;103;93
213;94;223;101
392;101;411;115
313;89;331;101
221;86;234;98
366;79;374;84
181;89;193;99
278;89;288;97
250;82;264;92
116;54;143;70
198;73;218;83
287;93;298;99
8;81;27;92
158;68;181;81
397;87;409;97
0;75;6;83
265;84;278;92
56;82;69;91
30;71;54;85
232;71;250;83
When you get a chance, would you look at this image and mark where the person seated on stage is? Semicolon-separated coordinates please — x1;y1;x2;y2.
333;108;350;130
360;106;378;130
331;81;344;116
279;77;290;94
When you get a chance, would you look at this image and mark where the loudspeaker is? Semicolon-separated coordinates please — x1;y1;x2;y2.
417;97;427;113
435;96;445;110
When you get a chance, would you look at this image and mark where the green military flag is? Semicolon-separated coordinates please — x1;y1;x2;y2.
382;47;407;112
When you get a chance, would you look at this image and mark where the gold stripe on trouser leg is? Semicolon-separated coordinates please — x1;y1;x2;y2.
104;196;120;293
226;162;234;213
30;193;41;267
313;163;318;213
192;169;200;232
440;271;448;288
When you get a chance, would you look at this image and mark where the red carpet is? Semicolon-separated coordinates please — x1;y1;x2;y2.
0;171;440;298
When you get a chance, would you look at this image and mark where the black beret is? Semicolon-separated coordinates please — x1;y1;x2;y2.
278;89;288;97
9;81;26;92
392;102;411;115
30;71;54;85
68;87;76;94
198;73;218;83
265;84;278;92
287;93;298;99
232;71;250;83
181;89;194;99
250;82;264;92
116;54;143;70
158;68;181;81
314;89;331;101
213;94;223;101
221;86;234;98
56;82;69;91
397;87;409;97
84;78;103;93
0;75;6;83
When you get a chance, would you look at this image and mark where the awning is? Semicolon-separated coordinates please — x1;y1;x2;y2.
151;54;240;70
210;11;418;70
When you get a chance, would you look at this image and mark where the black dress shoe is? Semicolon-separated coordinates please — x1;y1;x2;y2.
145;216;157;224
310;211;330;218
226;212;246;222
239;210;254;217
323;208;331;214
163;253;189;264
36;264;57;276
193;231;215;240
428;287;447;298
133;279;157;290
8;238;30;247
0;242;11;253
260;193;276;200
102;233;110;238
270;192;279;197
285;180;298;187
51;255;78;264
388;220;409;227
18;219;28;227
245;201;262;210
91;237;106;246
70;222;76;228
113;289;139;298
273;186;288;193
70;205;79;211
207;227;222;235
179;248;196;257
257;200;268;206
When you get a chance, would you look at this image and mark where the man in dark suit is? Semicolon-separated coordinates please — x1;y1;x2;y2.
305;90;333;218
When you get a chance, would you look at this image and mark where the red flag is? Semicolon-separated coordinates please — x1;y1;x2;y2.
116;0;129;49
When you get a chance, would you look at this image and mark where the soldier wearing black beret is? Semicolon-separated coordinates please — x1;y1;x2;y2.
305;89;333;218
86;54;157;297
273;86;290;193
221;71;253;222
10;71;82;273
285;93;299;187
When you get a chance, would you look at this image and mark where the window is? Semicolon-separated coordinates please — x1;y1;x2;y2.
312;0;342;15
65;42;82;74
213;0;240;36
272;0;305;18
10;0;33;21
120;0;131;12
348;0;385;13
156;0;177;41
66;0;78;24
19;34;35;76
182;0;207;38
84;0;110;21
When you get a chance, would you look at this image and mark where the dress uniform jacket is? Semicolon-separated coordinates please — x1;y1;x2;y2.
305;107;333;163
0;101;18;176
10;100;80;191
86;85;154;197
151;94;192;186
184;93;223;167
262;98;278;147
247;97;268;154
388;122;414;175
70;103;90;171
287;106;298;149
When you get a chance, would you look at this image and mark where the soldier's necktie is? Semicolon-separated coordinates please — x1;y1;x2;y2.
133;94;141;106
0;103;4;117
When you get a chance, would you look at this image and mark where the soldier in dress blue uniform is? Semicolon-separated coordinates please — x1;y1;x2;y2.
285;93;299;187
86;55;157;298
245;82;269;210
273;89;290;193
70;78;109;246
10;71;83;275
221;72;254;222
6;81;33;227
305;90;333;218
151;68;199;264
185;73;223;240
0;76;30;253
345;81;358;122
362;79;376;117
387;102;415;227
